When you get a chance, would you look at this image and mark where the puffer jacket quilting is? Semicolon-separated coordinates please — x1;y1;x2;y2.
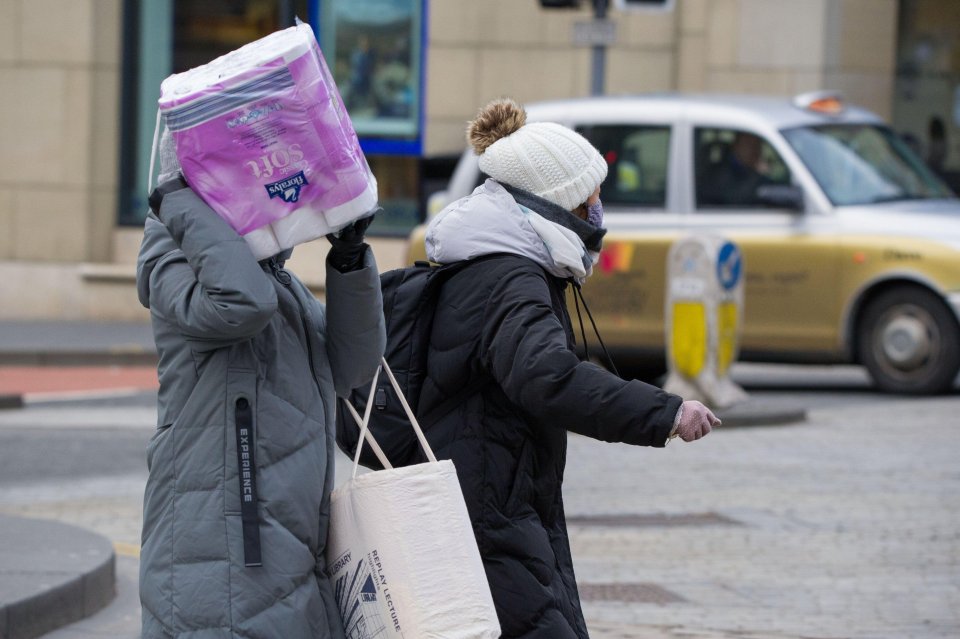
400;182;683;638
415;254;682;639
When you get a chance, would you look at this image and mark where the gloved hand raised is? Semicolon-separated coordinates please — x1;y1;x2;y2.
326;213;376;273
672;400;720;442
148;173;190;217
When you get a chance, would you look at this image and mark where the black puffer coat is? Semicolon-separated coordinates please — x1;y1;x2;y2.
418;182;683;638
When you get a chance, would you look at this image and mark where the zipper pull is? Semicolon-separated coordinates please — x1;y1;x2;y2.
268;259;292;286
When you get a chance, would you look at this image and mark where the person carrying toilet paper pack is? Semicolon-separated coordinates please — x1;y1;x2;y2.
136;120;386;637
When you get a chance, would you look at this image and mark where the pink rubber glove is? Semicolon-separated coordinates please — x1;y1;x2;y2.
673;400;721;442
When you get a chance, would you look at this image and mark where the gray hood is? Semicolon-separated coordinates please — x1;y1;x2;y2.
136;213;179;309
137;212;295;310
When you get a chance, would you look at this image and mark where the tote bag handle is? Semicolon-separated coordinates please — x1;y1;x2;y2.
348;357;439;478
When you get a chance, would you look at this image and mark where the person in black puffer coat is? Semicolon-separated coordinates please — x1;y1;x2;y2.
409;98;720;639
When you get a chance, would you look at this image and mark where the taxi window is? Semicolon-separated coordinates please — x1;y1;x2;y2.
695;128;792;209
782;124;954;205
576;125;671;208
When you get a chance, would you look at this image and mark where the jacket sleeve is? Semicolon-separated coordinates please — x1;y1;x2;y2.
147;188;278;349
480;267;681;447
324;246;386;398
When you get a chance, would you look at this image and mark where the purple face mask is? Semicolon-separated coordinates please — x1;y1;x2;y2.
586;200;604;228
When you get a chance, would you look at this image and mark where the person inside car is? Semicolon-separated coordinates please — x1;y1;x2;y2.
698;131;775;207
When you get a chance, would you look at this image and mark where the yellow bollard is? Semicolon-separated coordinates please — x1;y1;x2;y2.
664;236;747;408
717;301;739;376
671;302;707;379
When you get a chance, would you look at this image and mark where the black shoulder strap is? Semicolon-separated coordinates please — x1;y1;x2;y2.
571;282;620;377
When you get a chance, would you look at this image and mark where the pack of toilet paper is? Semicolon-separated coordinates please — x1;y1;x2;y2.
158;22;378;260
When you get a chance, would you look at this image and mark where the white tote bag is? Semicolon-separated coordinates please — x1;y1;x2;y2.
327;359;501;639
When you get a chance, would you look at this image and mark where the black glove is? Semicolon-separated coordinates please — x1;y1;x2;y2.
148;174;190;217
326;214;375;272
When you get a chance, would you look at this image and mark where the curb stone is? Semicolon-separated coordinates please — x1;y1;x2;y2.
0;515;116;639
714;398;807;428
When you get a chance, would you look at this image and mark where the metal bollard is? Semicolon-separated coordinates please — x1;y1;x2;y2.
663;235;748;408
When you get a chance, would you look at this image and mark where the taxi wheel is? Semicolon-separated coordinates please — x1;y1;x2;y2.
858;287;960;394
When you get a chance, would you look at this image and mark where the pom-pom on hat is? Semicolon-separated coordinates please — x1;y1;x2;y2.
467;98;608;211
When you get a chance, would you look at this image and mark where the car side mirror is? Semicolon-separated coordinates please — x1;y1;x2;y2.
756;184;804;211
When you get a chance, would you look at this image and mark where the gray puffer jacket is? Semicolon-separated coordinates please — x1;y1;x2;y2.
136;187;385;639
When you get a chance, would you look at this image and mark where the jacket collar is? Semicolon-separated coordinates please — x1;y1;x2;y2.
499;183;606;253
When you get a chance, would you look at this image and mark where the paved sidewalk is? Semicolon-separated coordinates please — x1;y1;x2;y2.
0;322;154;636
0;319;843;637
568;394;960;638
0;321;159;412
3;391;958;639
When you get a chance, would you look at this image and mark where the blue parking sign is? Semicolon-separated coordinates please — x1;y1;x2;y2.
716;241;742;290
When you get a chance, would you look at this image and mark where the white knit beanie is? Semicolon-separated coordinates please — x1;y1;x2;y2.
468;99;608;211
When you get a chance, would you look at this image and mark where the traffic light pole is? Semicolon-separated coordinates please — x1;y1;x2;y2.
278;0;296;27
541;0;610;95
591;0;609;96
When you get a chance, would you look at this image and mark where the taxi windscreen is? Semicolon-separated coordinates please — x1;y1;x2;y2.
782;124;954;206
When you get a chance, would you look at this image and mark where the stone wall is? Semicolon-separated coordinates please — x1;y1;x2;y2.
0;0;904;320
0;0;123;265
425;0;900;156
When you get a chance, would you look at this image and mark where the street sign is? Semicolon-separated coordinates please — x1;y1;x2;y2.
716;241;743;291
573;19;616;47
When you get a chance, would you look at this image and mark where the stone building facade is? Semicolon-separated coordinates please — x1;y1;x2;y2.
1;0;952;321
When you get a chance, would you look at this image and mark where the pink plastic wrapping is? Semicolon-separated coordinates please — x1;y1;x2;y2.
158;24;378;259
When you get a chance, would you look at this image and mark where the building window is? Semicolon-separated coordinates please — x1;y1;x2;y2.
317;0;424;149
119;0;428;236
317;0;428;236
118;0;307;226
893;0;960;193
365;156;421;236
